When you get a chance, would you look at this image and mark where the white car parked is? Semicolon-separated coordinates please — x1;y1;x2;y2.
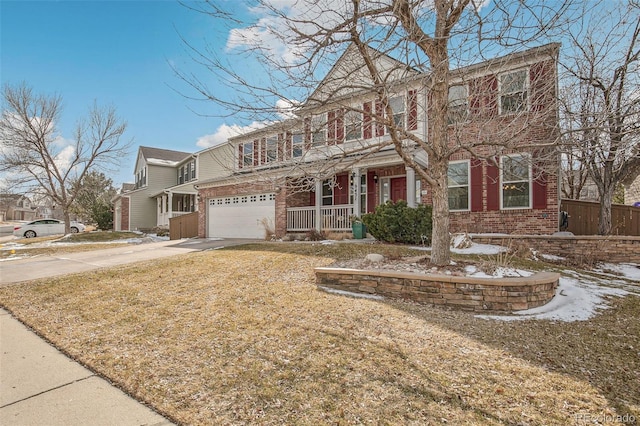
13;219;86;238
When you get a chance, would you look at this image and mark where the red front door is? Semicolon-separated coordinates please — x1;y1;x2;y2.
390;177;407;202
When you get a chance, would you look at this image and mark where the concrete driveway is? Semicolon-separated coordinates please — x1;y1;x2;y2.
0;237;260;286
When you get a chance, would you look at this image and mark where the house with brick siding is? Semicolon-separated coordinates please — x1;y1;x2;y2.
193;43;561;240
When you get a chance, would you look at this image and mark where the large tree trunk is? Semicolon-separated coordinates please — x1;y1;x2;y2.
429;163;450;266
598;186;614;235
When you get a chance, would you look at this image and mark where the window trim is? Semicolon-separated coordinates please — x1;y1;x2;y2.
242;141;254;168
311;114;327;147
386;95;406;133
291;132;304;158
447;84;469;125
500;153;532;210
344;109;362;142
498;68;529;116
265;135;278;163
447;160;471;212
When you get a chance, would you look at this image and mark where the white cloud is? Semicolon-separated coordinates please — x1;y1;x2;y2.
52;137;76;171
196;121;269;148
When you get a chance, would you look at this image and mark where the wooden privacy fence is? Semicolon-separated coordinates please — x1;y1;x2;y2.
560;199;640;236
169;211;199;240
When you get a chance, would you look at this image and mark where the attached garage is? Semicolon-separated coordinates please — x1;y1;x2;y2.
207;193;276;239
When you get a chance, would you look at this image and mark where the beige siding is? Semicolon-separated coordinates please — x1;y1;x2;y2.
127;190;157;231
197;144;235;181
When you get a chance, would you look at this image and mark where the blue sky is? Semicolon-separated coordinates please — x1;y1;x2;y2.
1;0;240;186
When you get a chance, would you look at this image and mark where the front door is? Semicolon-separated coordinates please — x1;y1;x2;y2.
390;177;407;202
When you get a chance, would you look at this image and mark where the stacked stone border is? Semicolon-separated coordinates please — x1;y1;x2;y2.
315;267;560;312
470;234;640;264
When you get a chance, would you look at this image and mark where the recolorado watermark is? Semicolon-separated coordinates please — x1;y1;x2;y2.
575;413;636;424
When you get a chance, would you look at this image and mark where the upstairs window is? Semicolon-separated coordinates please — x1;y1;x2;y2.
448;85;468;124
266;136;278;163
501;154;531;209
178;166;184;184
389;95;405;130
292;132;303;158
311;114;326;147
500;69;528;114
190;160;196;180
242;142;254;167
448;161;470;211
345;110;362;141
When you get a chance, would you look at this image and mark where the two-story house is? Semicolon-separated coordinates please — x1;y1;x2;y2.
194;43;561;240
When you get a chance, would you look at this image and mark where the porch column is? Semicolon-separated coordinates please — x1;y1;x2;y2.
167;192;173;223
352;168;361;217
406;167;416;208
315;179;322;232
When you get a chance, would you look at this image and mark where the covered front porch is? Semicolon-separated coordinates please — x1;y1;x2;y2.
154;190;198;228
285;164;422;233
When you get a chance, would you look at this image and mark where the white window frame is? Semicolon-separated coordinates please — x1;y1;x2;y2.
447;160;470;211
448;84;468;124
499;69;529;115
266;136;278;163
345;109;362;142
311;114;326;147
291;132;304;158
387;95;406;132
500;153;532;209
242;142;254;167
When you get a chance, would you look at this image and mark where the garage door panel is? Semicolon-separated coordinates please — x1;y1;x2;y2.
208;194;275;239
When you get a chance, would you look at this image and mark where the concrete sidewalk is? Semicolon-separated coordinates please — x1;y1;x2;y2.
0;309;173;425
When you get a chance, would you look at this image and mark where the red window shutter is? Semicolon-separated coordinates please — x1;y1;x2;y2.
486;162;500;211
367;171;377;213
253;139;259;166
336;109;344;143
470;159;483;212
327;110;336;145
375;99;385;137
533;160;548;209
238;144;243;169
363;102;372;139
261;138;267;164
408;90;418;130
335;173;349;205
304;117;311;150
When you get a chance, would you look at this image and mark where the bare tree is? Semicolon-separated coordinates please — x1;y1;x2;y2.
560;1;640;234
0;83;132;232
178;0;571;265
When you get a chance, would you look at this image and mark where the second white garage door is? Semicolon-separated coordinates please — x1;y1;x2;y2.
207;193;276;239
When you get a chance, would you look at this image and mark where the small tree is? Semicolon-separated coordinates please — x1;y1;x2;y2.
0;83;131;233
70;170;116;229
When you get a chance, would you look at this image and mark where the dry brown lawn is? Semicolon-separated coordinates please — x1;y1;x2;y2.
0;243;638;425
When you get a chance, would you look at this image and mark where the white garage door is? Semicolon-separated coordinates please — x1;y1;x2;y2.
207;193;276;239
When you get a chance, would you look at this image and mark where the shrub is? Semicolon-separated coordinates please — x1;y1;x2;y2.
362;200;432;245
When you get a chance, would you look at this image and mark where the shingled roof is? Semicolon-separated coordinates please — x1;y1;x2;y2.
139;146;192;163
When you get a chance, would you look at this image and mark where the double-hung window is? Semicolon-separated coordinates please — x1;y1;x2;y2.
448;85;468;124
389;95;405;130
345;110;362;141
500;69;528;114
311;114;326;147
266;136;278;163
448;161;470;211
501;154;531;209
242;142;253;167
292;132;303;158
190;160;196;180
322;180;333;206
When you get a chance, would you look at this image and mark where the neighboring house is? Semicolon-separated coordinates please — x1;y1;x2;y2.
194;43;561;239
113;144;235;232
0;194;37;222
626;175;640;206
113;147;192;231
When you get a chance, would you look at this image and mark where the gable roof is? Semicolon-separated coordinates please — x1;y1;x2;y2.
139;146;192;163
306;43;421;107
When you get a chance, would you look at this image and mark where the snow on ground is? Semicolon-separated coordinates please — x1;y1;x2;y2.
593;262;640;282
477;276;630;322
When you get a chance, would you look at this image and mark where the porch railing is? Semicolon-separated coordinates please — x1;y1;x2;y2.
287;204;354;232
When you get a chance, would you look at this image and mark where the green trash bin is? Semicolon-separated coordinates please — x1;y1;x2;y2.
352;222;366;239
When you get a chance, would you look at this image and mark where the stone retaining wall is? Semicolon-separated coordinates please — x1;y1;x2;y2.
315;268;560;312
471;235;640;264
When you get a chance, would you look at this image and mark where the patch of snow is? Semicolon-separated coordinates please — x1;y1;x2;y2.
451;242;507;255
477;276;629;322
593;262;640;282
541;253;566;261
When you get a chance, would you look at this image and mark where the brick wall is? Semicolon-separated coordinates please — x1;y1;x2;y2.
471;234;640;264
315;267;559;312
121;197;130;231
